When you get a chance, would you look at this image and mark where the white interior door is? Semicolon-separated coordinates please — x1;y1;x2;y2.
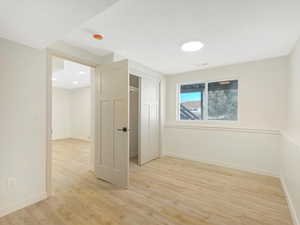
139;77;160;165
94;60;129;188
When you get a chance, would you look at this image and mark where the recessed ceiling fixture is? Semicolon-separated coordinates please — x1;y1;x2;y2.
73;81;79;85
52;78;57;81
93;34;104;40
181;41;204;52
79;71;85;74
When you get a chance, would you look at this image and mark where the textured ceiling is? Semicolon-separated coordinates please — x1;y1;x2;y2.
64;0;300;74
0;0;118;48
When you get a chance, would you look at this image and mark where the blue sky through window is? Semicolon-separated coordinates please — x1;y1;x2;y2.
180;92;201;102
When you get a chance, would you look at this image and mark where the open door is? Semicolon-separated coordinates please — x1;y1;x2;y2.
94;60;129;188
139;76;160;165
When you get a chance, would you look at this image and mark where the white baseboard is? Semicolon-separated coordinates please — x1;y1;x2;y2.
164;152;279;177
280;176;300;225
0;192;47;218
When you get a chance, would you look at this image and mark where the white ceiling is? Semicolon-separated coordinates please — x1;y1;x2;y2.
64;0;300;74
0;0;118;48
52;57;91;89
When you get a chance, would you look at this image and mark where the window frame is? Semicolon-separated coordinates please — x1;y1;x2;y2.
176;77;240;123
178;82;205;120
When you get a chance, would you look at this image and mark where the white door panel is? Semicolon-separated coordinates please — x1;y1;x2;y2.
140;77;160;165
95;60;129;188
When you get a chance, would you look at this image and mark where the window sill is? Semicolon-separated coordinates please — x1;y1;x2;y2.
175;119;240;125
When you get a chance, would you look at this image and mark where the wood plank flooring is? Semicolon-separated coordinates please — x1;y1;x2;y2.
1;139;293;225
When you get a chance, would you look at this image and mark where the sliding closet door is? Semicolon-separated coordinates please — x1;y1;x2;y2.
139;77;160;165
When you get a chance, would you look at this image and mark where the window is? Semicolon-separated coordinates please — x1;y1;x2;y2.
178;80;238;121
180;83;205;120
208;80;238;120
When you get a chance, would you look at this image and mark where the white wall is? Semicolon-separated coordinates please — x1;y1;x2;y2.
0;38;47;216
0;38;109;217
48;41;113;67
164;57;288;176
52;87;91;141
70;87;91;141
52;88;71;140
281;38;300;225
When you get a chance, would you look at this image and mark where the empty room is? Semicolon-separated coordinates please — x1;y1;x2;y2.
0;1;300;225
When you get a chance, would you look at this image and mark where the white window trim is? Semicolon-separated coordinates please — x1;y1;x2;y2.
176;77;240;124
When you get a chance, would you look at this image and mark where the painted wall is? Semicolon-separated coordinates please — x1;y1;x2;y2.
48;41;113;67
52;88;71;140
0;38;47;216
281;38;300;225
164;57;288;176
0;38;109;217
70;87;91;141
52;87;91;141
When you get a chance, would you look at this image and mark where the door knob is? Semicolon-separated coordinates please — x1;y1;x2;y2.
117;127;128;132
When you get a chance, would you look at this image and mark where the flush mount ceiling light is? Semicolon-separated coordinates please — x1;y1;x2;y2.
73;81;79;85
181;41;204;52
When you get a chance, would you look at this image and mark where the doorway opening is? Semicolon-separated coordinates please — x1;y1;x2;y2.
129;74;140;168
47;59;161;191
50;56;95;195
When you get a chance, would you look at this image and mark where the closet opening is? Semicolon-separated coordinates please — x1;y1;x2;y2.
129;74;140;168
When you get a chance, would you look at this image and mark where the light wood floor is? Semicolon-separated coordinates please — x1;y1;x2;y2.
1;139;293;225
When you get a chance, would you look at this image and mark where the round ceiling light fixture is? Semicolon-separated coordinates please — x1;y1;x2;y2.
181;41;204;52
93;34;104;40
